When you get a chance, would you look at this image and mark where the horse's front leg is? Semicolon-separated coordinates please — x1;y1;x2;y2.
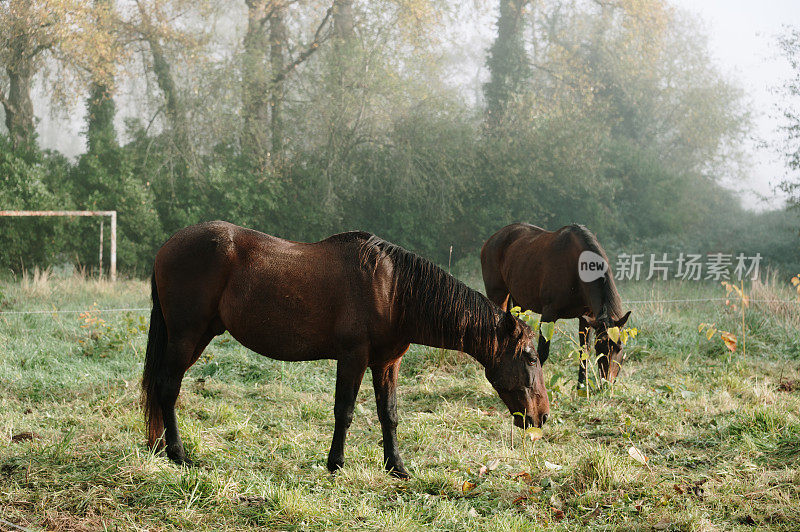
372;358;408;479
577;317;591;386
538;308;556;365
327;357;367;474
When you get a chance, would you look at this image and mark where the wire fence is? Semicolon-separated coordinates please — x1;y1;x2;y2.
0;307;150;315
624;297;800;304
0;298;798;317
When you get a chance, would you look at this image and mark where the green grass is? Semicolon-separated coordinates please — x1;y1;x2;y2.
1;271;799;530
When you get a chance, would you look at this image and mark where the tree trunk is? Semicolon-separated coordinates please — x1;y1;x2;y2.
137;2;190;172
86;0;118;161
86;81;117;157
333;0;354;41
148;37;188;157
484;0;530;130
3;20;36;150
269;2;287;162
324;0;356;193
4;64;35;149
242;0;271;169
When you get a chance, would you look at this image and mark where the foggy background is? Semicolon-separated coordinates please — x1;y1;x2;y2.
2;0;799;275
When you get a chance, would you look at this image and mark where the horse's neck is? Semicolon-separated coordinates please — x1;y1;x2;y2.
404;307;498;367
583;278;610;319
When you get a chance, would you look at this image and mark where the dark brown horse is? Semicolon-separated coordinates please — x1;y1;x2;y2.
142;221;549;478
481;223;631;385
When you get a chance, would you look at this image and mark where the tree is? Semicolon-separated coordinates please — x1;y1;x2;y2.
0;0;114;149
778;28;800;208
132;0;193;173
242;0;272;169
242;0;335;170
484;0;530;129
85;0;120;162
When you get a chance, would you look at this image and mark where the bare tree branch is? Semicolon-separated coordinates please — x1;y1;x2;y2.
270;5;333;85
0;89;10;113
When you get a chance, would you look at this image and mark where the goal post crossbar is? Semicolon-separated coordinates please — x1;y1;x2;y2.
0;210;117;281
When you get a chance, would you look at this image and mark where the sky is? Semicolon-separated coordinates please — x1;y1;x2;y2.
669;0;800;209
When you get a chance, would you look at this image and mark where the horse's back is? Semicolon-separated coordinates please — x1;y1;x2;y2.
155;222;397;361
482;223;593;315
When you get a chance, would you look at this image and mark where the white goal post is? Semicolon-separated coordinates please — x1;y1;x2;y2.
0;210;117;281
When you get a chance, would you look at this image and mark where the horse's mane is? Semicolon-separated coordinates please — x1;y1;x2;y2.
568;224;623;321
358;234;501;356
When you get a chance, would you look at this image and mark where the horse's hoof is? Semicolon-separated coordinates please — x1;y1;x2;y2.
388;467;410;479
327;460;344;474
167;449;193;466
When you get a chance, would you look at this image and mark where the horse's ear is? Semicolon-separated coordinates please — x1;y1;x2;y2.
502;309;517;334
582;314;599;328
615;311;631;328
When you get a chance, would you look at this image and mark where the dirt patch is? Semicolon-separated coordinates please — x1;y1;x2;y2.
10;432;40;443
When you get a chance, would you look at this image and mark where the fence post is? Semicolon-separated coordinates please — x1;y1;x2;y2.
99;219;104;278
0;210;118;281
110;211;117;282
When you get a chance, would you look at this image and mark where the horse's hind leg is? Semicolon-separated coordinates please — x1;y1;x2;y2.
372;357;408;478
159;329;216;464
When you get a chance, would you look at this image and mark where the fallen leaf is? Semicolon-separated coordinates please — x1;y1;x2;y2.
467;507;478;518
551;507;565;520
628;445;648;466
512;495;527;506
512;471;533;484
544;460;563;471
462;480;477;494
486;458;500;471
478;466;487;477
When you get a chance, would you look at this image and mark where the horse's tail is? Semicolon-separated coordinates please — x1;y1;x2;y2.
141;271;167;449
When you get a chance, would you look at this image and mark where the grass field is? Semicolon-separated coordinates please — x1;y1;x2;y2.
1;270;799;531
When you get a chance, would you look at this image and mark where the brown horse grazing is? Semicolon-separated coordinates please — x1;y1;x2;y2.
142;221;549;478
481;223;631;385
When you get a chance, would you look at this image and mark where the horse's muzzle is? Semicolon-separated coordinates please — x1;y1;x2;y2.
513;413;546;429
